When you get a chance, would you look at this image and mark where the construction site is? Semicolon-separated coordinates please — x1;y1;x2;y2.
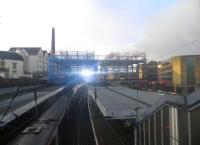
47;51;146;84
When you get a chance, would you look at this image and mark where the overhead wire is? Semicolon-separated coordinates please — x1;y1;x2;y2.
153;37;200;60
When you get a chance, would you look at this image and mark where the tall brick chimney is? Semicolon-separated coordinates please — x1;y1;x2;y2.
51;27;55;55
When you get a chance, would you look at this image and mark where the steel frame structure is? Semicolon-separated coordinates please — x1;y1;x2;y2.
47;51;146;84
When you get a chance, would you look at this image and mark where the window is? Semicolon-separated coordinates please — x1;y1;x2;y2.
0;59;5;68
186;57;195;85
13;63;17;71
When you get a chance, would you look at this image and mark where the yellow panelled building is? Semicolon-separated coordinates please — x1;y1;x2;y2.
172;55;200;94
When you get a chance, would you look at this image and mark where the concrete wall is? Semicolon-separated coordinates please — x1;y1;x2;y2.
42;52;48;73
0;71;7;78
38;50;43;72
28;55;38;73
15;49;29;74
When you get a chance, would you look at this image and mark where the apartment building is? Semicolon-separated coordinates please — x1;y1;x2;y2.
0;51;24;78
172;55;200;93
9;47;48;77
158;55;200;94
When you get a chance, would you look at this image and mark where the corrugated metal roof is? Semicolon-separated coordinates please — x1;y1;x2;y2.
0;51;24;61
107;86;186;121
89;85;189;120
107;86;181;106
89;86;147;118
187;89;200;108
89;85;200;122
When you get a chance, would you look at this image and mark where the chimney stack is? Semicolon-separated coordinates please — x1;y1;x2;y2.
51;27;55;55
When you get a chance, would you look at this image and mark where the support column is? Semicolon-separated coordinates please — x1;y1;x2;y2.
188;112;191;145
134;126;137;145
139;124;141;145
154;114;157;145
144;122;146;145
148;118;151;145
161;109;164;145
169;107;179;145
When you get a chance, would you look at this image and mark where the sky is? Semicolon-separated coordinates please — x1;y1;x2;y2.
0;0;199;60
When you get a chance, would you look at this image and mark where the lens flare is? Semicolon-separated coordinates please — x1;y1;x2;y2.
80;70;93;77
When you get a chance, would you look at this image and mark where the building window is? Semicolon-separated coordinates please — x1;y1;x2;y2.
0;59;5;68
186;57;195;85
13;63;17;71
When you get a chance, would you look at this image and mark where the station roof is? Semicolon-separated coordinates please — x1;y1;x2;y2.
187;89;200;109
89;86;139;118
88;85;197;121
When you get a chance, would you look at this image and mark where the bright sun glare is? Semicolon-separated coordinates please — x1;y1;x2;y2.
80;70;93;77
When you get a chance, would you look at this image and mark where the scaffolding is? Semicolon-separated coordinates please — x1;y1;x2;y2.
47;51;146;84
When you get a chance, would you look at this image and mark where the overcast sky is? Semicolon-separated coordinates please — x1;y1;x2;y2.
0;0;199;59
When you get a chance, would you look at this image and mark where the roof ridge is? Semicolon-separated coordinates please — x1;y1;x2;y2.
0;51;24;61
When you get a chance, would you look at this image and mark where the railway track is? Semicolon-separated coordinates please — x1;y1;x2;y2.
59;85;95;145
88;93;135;145
88;96;127;145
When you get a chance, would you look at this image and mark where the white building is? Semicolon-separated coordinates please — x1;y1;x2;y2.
9;47;48;77
42;50;48;73
0;51;24;78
